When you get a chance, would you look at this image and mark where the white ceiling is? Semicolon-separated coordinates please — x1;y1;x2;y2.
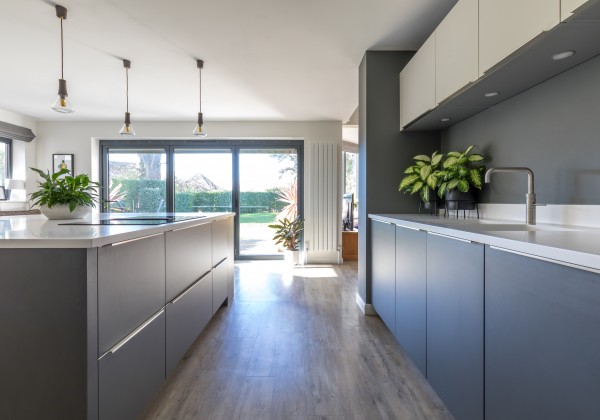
1;0;456;122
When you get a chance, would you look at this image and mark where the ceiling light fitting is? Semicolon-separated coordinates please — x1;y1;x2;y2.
51;5;74;113
193;59;207;137
552;50;575;61
484;92;499;97
119;59;135;136
440;118;451;122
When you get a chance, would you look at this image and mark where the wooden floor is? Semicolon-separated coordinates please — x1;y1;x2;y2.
142;261;452;420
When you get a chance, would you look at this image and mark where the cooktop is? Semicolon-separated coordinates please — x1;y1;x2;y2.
59;215;206;226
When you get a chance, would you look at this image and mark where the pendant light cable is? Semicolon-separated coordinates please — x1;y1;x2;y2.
51;5;74;113
60;17;64;79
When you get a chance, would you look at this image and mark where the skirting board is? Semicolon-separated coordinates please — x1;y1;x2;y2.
356;293;376;316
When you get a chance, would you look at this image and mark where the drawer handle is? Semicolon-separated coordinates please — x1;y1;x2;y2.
213;257;227;269
107;309;165;355
395;223;421;231
172;270;211;304
489;246;600;275
169;223;206;233
428;231;473;243
109;233;163;247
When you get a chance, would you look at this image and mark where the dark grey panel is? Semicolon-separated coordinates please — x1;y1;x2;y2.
443;51;600;205
371;220;396;332
165;223;212;301
99;310;165;420
426;234;484;420
212;260;228;314
485;246;600;420
212;218;228;267
394;226;427;376
166;272;213;376
357;51;441;305
98;234;166;354
0;248;88;420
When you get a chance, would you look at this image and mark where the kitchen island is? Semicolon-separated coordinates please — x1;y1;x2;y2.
0;212;234;420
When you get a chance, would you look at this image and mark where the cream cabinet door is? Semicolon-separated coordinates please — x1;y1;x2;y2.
400;32;436;129
436;0;478;104
561;0;589;20
479;0;560;75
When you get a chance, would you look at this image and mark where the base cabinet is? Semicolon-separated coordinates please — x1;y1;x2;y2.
485;246;600;420
99;310;165;420
426;233;484;420
212;260;228;315
371;220;396;333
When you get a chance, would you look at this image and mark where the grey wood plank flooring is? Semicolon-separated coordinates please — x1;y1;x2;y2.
142;261;452;420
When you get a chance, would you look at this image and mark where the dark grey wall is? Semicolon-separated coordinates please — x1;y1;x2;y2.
443;53;600;205
358;51;441;304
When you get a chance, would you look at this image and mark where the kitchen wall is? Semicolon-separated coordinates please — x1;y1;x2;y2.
34;120;342;263
0;107;37;196
443;53;600;206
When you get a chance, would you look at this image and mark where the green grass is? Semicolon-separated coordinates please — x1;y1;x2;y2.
240;212;277;223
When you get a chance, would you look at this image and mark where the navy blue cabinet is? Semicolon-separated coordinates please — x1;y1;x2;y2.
371;219;396;333
394;225;427;376
427;233;484;420
485;246;600;420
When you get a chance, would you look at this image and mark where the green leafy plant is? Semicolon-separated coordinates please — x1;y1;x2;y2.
436;145;485;199
399;151;443;203
29;167;100;212
268;216;304;251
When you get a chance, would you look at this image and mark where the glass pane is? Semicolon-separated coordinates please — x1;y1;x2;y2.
107;149;167;213
343;151;358;230
239;148;298;256
174;149;233;213
0;143;6;187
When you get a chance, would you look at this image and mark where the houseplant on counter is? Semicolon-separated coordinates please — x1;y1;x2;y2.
30;167;100;219
269;215;304;265
436;145;485;211
399;151;443;212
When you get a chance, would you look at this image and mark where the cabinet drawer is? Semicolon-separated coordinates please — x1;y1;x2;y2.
166;223;212;301
166;271;213;376
98;234;166;354
212;218;228;267
371;220;396;333
99;310;165;420
212;259;228;315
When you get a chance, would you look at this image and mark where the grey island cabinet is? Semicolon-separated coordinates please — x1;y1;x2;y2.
0;213;234;420
369;214;600;420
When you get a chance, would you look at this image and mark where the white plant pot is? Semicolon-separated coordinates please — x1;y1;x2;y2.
40;204;90;220
284;249;300;266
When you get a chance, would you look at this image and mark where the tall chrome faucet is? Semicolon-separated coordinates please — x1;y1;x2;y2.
484;167;536;225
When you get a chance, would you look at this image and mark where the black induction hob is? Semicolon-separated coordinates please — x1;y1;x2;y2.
59;215;206;226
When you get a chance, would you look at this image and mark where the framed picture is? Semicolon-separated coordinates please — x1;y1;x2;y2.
0;186;6;200
53;154;74;174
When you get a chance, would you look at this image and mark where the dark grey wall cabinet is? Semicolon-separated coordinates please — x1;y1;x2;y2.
166;223;212;302
98;233;166;354
99;310;165;420
394;225;427;376
426;233;484;420
485;246;600;420
371;219;396;332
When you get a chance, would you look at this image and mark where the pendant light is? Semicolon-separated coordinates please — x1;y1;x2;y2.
119;59;135;136
193;59;207;137
51;5;74;113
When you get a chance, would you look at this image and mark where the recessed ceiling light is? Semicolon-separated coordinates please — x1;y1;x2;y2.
484;92;499;98
552;51;575;61
440;118;451;122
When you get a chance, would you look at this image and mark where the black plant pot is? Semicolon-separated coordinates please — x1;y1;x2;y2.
418;189;443;215
445;189;478;211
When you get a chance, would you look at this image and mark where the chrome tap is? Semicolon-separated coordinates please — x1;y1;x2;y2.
484;167;536;225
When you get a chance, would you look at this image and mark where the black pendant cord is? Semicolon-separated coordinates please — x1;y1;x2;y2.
198;67;202;113
60;17;64;79
126;66;129;114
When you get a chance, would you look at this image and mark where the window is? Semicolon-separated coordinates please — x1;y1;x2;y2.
343;150;358;229
0;138;12;187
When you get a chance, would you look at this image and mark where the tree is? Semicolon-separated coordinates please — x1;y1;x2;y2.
139;154;162;180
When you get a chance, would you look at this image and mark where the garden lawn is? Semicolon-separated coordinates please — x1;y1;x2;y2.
239;212;277;223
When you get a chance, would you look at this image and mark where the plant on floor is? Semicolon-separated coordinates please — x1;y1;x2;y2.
436;145;485;199
399;151;443;203
29;167;100;211
269;215;304;251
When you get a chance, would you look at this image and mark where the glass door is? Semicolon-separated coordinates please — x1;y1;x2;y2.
238;148;299;258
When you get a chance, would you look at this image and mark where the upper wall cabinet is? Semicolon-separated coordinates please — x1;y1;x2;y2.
399;32;436;129
562;0;590;20
479;0;560;75
435;0;479;104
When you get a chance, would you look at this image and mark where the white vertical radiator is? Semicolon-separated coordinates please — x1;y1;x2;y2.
306;143;341;264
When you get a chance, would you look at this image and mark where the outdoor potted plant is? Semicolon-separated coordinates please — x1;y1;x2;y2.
399;151;443;212
30;167;100;219
436;145;485;211
269;215;304;265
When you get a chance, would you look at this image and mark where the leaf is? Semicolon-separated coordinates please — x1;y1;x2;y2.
399;174;419;191
438;182;447;198
420;165;432;181
404;166;415;174
458;179;469;192
443;156;458;168
446;151;461;158
413;154;431;162
447;179;460;190
468;154;484;162
426;173;437;190
458;165;468;177
411;181;424;194
469;168;483;189
464;145;475;155
420;186;430;203
431;154;443;166
415;161;425;167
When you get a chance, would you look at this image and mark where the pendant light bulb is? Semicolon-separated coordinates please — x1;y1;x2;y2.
193;59;207;137
119;59;135;136
51;5;74;113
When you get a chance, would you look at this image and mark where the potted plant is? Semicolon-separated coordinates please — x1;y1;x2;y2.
269;215;304;265
399;151;443;211
436;145;485;211
30;167;100;219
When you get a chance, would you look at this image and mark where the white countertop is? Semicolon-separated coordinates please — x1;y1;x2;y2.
369;214;600;272
0;212;234;248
